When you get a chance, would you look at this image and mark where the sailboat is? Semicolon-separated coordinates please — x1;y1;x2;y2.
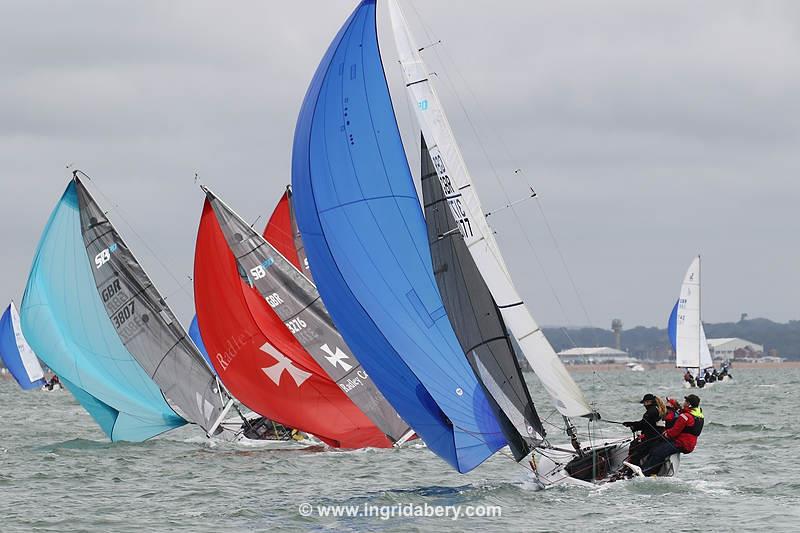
199;186;413;445
188;315;217;376
263;187;311;278
21;173;233;441
0;302;46;390
292;0;507;473
291;0;678;484
668;256;716;388
193;192;402;449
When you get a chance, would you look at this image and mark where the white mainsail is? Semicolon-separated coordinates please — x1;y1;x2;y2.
387;0;592;418
675;256;713;370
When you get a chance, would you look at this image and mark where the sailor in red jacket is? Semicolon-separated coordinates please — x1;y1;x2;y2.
642;394;704;476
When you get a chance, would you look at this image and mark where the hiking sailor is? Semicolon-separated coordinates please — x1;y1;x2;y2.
623;393;664;466
642;394;704;476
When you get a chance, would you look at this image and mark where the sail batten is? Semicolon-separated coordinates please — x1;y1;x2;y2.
291;0;504;473
674;256;713;370
203;187;411;443
422;135;544;462
73;178;226;434
194;198;393;448
387;0;593;418
21;181;186;441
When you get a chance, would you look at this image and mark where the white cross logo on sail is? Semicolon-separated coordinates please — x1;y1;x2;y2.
260;341;312;386
320;343;353;371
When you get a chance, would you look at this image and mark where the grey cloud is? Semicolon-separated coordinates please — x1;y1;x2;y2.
0;0;797;333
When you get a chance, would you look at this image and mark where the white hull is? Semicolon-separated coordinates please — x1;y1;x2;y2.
216;419;322;449
529;436;679;488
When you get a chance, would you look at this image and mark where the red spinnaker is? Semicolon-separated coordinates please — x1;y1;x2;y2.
263;190;301;270
194;200;391;448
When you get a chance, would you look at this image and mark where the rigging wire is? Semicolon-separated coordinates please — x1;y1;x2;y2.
73;169;195;306
404;1;599;349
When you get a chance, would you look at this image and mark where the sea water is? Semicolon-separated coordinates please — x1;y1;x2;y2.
1;366;798;532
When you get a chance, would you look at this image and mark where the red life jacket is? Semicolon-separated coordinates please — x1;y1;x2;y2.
664;407;704;453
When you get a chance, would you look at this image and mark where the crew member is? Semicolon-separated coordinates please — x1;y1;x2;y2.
623;393;664;466
663;397;681;429
642;394;704;476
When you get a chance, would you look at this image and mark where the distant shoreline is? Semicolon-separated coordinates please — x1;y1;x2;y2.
561;361;800;373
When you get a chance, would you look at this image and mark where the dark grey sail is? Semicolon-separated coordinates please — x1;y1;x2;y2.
75;176;229;435
421;136;545;461
202;186;412;444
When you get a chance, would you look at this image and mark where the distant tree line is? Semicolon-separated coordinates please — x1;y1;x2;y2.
543;318;800;360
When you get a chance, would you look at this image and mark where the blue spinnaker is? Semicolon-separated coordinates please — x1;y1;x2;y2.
21;182;185;441
0;304;46;390
291;0;504;473
188;315;216;375
668;300;678;352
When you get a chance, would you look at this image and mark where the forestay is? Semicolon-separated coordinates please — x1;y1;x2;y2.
74;178;229;434
387;0;592;418
194;199;393;448
422;136;545;461
21;181;185;441
674;256;713;369
291;0;505;473
204;187;411;443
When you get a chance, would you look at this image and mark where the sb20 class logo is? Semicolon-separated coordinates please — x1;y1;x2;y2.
94;243;118;269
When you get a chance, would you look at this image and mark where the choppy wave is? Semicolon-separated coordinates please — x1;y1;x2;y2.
2;365;799;532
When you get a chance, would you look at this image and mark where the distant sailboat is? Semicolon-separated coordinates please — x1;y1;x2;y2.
0;302;46;390
669;256;715;388
193;195;397;448
263;187;311;278
21;174;232;441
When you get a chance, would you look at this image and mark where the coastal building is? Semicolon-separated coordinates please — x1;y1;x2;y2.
707;338;764;361
557;347;638;365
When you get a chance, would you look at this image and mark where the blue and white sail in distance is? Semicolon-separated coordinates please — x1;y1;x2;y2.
21;180;188;441
671;256;713;370
0;302;46;390
291;0;505;473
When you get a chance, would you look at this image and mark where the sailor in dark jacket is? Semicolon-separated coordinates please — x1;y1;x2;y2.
623;393;663;466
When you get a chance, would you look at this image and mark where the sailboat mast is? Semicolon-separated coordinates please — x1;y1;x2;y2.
563;415;583;456
698;255;702;370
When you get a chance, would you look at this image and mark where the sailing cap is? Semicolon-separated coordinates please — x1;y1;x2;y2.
639;393;656;404
684;394;701;407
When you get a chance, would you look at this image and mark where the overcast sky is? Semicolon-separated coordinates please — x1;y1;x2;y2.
1;0;798;331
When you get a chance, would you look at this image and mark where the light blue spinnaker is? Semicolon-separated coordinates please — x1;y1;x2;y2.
0;302;46;390
21;182;185;441
188;315;216;375
291;0;504;473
